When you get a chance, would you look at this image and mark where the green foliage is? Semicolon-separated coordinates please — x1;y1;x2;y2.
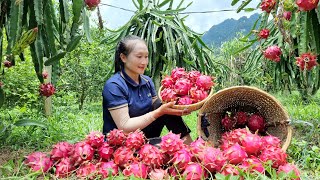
57;29;112;109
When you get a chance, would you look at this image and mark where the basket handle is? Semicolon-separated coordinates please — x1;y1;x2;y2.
200;113;211;138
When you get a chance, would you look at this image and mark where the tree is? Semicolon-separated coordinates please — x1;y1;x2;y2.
102;0;228;89
232;0;320;100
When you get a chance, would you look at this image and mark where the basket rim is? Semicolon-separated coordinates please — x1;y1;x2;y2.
199;85;289;118
158;85;214;109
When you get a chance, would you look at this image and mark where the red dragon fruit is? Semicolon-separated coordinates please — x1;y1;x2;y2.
189;137;207;157
113;146;136;168
241;133;263;155
260;0;277;13
149;168;169;180
174;78;192;96
221;115;235;131
220;164;240;176
160;88;178;102
106;128;127;146
259;146;288;168
296;0;319;11
50;142;73;161
24;152;53;172
258;29;270;39
224;143;248;164
71;141;94;166
198;146;226;172
42;71;48;79
161;75;174;88
283;11;292;20
171;67;187;80
160;131;185;155
262;135;282;147
125;129;146;150
190;87;208;103
196;75;214;91
86;131;105;148
138;144;164;168
98;142;114;160
3;60;12;68
123;162;149;179
183;163;208;180
221;128;251;145
167;166;179;178
85;0;101;10
296;52;318;70
239;156;265;173
234;111;248;126
264;45;282;62
188;70;201;83
277;163;301;180
177;96;193;105
247;114;266;133
171;148;193;170
76;162;97;179
55;157;75;178
98;161;119;178
39;83;55;97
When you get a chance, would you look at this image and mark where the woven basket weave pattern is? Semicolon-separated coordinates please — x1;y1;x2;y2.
197;86;292;151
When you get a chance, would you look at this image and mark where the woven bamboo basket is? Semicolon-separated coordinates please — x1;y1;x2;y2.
158;86;214;112
197;86;292;151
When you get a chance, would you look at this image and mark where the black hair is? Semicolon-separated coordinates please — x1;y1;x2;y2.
114;35;146;73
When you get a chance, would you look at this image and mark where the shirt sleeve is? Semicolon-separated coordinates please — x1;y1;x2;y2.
102;82;128;110
146;76;157;98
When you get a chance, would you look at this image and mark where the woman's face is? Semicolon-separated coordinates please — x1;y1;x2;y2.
121;40;149;76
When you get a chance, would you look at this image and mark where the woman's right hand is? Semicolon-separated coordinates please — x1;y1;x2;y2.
155;101;191;117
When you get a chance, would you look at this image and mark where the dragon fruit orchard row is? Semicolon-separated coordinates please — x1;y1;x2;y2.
160;67;214;105
24;128;300;179
258;0;319;71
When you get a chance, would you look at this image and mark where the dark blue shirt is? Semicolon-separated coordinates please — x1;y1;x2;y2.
102;70;157;134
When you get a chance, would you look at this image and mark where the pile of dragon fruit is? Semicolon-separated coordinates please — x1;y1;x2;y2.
24;128;300;179
160;67;214;105
221;111;266;133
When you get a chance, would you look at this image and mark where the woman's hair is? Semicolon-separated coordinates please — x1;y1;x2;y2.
114;35;146;73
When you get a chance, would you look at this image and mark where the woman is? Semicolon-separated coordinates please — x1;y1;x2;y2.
102;35;193;144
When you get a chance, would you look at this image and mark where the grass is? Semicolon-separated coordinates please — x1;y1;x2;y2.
0;91;320;179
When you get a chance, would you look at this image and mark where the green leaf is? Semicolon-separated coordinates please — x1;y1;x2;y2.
44;51;67;66
244;8;256;12
59;0;70;23
0;88;5;108
71;0;84;37
14;119;48;128
298;12;308;54
83;9;92;43
66;35;83;52
7;0;24;53
33;0;43;24
237;0;252;13
158;0;171;8
231;0;240;6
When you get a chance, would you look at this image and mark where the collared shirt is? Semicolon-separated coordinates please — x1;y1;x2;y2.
102;69;157;134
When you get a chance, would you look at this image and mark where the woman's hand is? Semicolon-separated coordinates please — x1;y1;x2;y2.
154;101;191;117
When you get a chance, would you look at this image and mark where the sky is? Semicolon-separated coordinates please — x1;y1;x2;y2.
95;0;261;33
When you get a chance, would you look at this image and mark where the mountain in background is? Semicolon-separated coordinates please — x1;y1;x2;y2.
202;13;260;47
